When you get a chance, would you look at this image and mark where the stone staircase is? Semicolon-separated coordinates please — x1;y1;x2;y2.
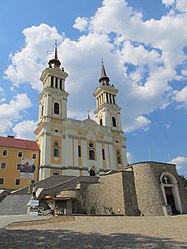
12;175;75;195
0;176;99;215
0;194;31;215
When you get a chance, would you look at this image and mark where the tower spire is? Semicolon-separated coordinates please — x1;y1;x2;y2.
99;60;110;86
54;40;58;60
48;40;61;68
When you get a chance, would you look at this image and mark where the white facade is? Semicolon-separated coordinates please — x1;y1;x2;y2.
34;45;128;180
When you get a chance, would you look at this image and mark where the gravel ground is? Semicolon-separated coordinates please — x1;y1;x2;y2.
1;215;187;249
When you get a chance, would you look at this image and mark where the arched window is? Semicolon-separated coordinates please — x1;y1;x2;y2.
112;117;117;127
78;145;81;158
116;150;121;164
54;102;59;114
100;118;103;125
89;150;95;160
90;169;96;176
54;148;59;157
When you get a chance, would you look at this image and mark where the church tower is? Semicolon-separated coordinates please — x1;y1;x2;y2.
34;42;69;179
93;61;122;131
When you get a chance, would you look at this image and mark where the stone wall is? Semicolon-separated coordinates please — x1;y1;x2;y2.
85;173;125;215
131;161;187;216
177;177;187;214
122;171;139;216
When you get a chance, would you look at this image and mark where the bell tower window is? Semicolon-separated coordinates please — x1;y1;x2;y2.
55;78;58;88
112;117;117;127
51;76;54;87
54;102;60;114
100;118;103;125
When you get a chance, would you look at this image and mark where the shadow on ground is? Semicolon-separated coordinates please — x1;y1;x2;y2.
0;229;186;249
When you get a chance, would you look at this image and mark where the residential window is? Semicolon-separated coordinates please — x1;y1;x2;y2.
78;145;81;158
102;149;105;160
2;150;8;156
112;117;117;127
15;179;20;186
18;152;22;158
1;162;6;169
54;102;60;114
16;164;21;170
32;153;36;159
0;178;4;185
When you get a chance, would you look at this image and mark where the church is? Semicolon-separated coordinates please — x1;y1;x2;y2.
34;43;128;180
0;43;187;216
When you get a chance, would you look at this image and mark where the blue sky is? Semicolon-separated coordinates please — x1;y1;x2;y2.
0;0;187;176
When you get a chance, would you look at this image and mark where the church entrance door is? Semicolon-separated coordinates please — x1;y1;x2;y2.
164;187;177;214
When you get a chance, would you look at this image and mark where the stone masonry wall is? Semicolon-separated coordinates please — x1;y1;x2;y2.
122;171;139;216
85;173;125;215
131;162;187;216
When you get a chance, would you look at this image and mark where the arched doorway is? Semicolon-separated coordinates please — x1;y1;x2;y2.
90;169;96;176
160;172;182;214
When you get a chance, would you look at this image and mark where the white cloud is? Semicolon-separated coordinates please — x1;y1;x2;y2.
124;115;151;132
127;152;134;164
0;87;3;92
13;120;37;140
73;17;89;31
0;94;32;135
162;0;175;7
175;86;187;108
4;23;62;91
176;0;187;13
169;156;187;174
0;98;6;103
3;0;187;133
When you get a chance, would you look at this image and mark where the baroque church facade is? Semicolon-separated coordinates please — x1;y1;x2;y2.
34;44;128;180
0;44;187;217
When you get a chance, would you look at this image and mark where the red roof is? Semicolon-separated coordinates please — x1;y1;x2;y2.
0;136;40;151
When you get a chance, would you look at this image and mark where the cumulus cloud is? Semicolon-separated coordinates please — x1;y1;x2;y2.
169;156;187;174
127;152;134;164
13;120;37;140
4;23;62;91
175;86;187;108
162;0;187;13
73;17;89;31
3;0;187;133
162;0;175;7
0;94;32;135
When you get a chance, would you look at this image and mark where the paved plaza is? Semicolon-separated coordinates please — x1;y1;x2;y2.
0;215;187;248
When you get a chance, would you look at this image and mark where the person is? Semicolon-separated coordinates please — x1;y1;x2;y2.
32;183;37;198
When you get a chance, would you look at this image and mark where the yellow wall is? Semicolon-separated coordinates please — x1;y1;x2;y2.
0;146;40;190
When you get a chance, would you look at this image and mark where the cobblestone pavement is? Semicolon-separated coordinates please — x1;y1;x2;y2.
1;215;187;249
